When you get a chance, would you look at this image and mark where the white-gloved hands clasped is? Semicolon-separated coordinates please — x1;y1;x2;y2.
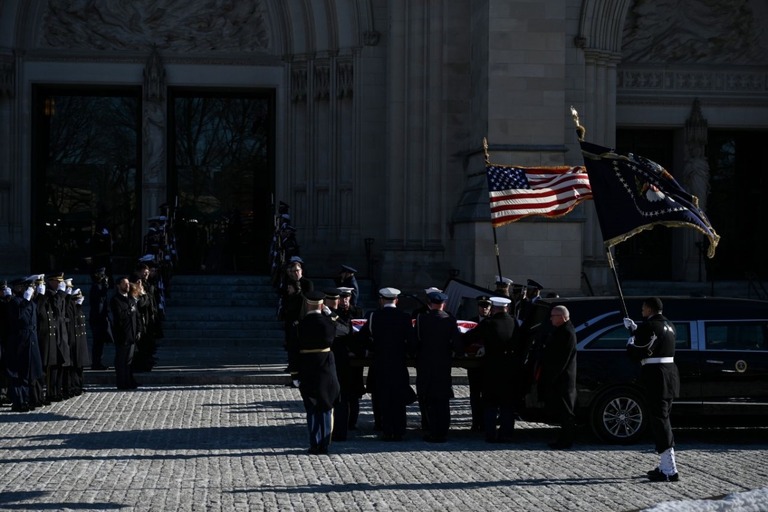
623;317;637;331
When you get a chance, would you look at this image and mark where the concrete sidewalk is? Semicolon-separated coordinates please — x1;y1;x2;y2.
1;384;767;511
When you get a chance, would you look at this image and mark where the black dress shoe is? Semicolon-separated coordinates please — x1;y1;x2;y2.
307;446;320;455
647;468;679;482
548;441;573;449
423;435;446;443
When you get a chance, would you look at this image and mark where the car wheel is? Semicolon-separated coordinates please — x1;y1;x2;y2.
591;388;647;444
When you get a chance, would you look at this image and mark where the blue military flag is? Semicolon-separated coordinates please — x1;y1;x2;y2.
579;140;720;258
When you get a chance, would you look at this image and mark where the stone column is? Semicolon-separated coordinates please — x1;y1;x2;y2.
681;98;710;281
142;46;167;231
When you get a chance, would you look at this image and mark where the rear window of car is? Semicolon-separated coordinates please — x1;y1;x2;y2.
704;321;768;351
584;323;690;350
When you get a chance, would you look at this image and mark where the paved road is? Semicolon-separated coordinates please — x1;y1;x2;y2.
1;384;766;511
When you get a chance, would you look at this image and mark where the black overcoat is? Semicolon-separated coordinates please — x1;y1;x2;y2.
296;311;340;411
414;309;460;400
539;320;577;415
359;306;415;405
472;311;519;406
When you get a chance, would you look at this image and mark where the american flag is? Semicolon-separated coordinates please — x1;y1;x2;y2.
486;164;592;227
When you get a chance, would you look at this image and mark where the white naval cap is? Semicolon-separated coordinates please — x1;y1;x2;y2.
378;287;401;299
489;296;512;308
424;286;443;295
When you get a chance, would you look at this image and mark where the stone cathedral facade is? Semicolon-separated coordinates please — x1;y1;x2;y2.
1;1;767;295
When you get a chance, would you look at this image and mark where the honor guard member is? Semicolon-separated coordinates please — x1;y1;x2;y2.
89;268;113;370
44;272;71;402
6;278;44;411
111;276;141;390
336;287;365;430
67;289;91;396
470;296;519;443
278;258;314;382
464;295;492;432
624;297;680;482
414;291;462;442
324;288;353;442
412;287;442;320
358;287;415;441
296;290;341;454
31;274;53;406
0;280;12;405
493;277;513;298
540;305;577;449
335;265;360;307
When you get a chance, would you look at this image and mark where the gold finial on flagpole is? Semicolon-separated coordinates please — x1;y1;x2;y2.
483;137;490;163
570;106;586;141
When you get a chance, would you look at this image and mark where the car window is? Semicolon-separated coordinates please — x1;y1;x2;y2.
584;322;690;350
704;321;768;351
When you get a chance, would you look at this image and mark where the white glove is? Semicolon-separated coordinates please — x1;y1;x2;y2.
623;317;637;331
475;346;486;358
37;283;46;295
57;281;66;292
322;305;331;315
23;286;34;301
292;379;301;388
3;286;11;297
627;336;635;346
76;297;85;305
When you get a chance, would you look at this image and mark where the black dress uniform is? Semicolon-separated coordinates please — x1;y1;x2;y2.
414;294;461;442
626;297;680;481
469;298;520;442
89;271;113;370
67;292;91;396
6;288;44;411
359;289;415;441
44;278;71;401
110;285;141;390
296;299;340;454
336;299;365;430
540;317;577;447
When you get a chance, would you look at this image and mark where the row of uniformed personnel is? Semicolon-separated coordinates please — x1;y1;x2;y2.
1;262;167;411
288;279;574;454
0;273;90;412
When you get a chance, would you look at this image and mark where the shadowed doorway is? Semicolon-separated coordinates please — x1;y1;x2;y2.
169;89;275;274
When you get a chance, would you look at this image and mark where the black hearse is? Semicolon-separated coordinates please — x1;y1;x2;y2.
524;296;768;443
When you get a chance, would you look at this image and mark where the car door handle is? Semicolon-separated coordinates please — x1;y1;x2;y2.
705;360;724;364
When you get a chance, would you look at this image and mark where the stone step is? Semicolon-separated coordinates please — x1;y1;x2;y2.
159;332;283;341
164;306;279;321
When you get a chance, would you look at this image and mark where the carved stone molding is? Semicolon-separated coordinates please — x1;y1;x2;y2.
622;0;767;65
314;62;330;101
337;60;353;99
618;68;768;95
291;66;307;103
39;0;271;53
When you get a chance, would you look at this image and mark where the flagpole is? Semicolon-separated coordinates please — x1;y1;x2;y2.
571;107;630;318
605;248;630;319
484;137;505;283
